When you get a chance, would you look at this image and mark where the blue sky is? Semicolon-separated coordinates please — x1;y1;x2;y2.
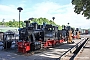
0;0;90;29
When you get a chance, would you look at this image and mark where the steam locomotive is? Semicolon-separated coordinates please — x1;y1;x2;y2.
17;20;75;53
1;19;79;53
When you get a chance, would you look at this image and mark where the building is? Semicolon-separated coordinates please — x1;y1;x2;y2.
0;25;18;32
0;25;19;41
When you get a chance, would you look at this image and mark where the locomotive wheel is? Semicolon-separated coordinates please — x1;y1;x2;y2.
4;41;12;49
52;43;55;47
30;43;35;51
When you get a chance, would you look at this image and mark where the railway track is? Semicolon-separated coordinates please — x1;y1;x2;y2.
74;37;90;60
74;38;90;60
59;38;89;60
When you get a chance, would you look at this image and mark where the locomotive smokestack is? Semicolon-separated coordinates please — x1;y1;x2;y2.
24;20;30;27
76;28;79;31
64;26;66;29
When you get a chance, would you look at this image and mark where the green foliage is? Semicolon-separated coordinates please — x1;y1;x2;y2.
31;17;50;24
0;18;62;30
31;17;62;30
0;19;24;28
57;25;62;30
72;0;90;19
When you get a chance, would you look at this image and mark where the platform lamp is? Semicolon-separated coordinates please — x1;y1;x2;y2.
52;17;55;25
67;23;69;26
28;17;34;23
52;17;55;22
17;7;23;28
28;17;34;20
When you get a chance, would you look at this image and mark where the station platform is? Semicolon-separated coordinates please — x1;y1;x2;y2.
76;38;90;60
0;38;84;60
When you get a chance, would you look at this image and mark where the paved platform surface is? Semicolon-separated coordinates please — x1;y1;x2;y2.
76;38;90;60
0;38;83;60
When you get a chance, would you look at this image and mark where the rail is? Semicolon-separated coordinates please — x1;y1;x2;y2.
59;38;88;60
74;38;89;60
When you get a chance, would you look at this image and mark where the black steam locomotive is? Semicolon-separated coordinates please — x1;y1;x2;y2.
17;20;74;53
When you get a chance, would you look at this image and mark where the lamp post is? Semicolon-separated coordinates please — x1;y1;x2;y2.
52;17;55;25
17;7;23;28
67;23;69;26
28;17;34;23
52;17;55;22
28;17;34;20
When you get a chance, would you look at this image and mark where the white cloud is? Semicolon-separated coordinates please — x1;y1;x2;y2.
0;1;90;29
0;5;15;12
0;3;25;21
27;2;90;29
0;5;18;21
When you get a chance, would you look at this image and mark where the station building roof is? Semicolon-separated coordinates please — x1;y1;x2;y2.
0;25;18;32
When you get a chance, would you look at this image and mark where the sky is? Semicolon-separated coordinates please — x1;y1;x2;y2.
0;0;90;29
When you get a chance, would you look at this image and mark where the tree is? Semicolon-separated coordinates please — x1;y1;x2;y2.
57;25;62;30
72;0;90;19
62;25;65;29
0;18;63;29
2;19;5;25
8;21;13;27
